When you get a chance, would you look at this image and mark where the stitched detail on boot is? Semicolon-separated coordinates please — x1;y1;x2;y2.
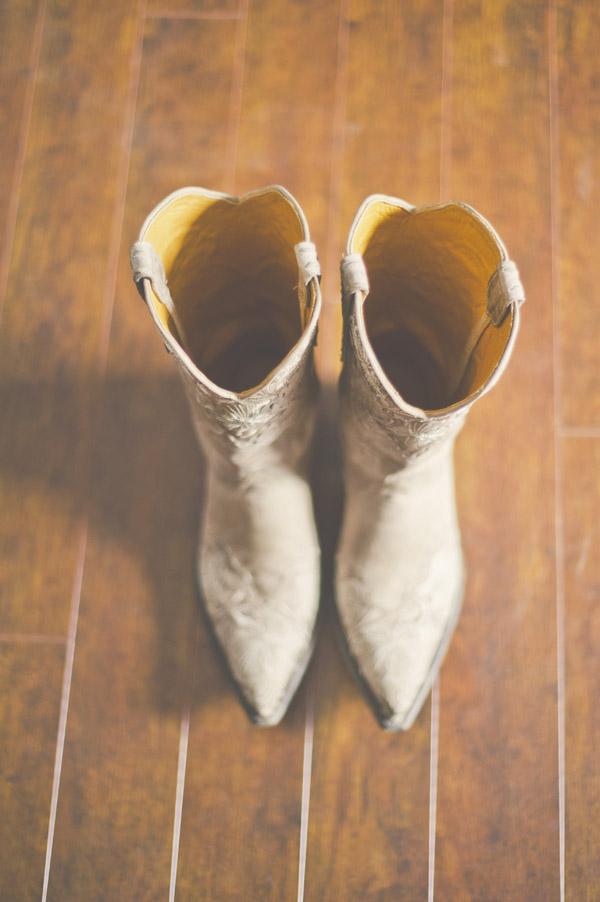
203;542;318;627
341;323;467;467
486;260;525;327
294;241;321;283
201;541;319;701
175;337;319;479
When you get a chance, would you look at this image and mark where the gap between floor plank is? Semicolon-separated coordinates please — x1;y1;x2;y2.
41;521;88;902
548;0;566;899
297;684;315;902
428;677;440;902
169;706;191;902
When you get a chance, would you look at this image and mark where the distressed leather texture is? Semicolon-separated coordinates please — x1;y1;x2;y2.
132;186;322;725
336;195;524;730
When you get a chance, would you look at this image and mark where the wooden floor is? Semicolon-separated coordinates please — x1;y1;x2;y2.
1;0;599;898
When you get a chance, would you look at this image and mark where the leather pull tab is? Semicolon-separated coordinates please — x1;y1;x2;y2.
294;241;320;328
294;241;321;284
341;253;369;298
130;241;188;348
340;253;369;363
486;260;525;327
130;241;176;316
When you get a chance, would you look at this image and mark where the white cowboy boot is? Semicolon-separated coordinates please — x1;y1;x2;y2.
131;186;322;725
336;195;524;730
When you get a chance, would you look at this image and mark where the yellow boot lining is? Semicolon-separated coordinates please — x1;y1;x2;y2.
144;191;310;393
352;201;513;411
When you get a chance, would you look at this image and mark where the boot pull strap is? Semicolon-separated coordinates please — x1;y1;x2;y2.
486;260;525;326
340;254;369;361
130;241;189;347
448;259;525;399
295;241;321;283
294;241;321;327
341;253;370;296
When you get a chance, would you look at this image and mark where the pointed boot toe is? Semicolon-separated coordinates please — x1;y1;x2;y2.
199;539;320;725
337;548;465;730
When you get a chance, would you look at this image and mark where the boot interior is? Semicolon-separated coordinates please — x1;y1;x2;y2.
143;190;313;393
351;201;515;411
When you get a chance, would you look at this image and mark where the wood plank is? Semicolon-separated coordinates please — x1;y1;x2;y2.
0;0;143;635
45;17;239;899
46;379;203;899
434;1;560;898
563;437;600;899
557;3;600;428
0;0;42;294
305;1;445;898
338;0;445;215
176;671;308;901
146;0;238;18
0;642;65;902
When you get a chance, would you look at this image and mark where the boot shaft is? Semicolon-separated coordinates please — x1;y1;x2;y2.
339;195;525;477
131;186;322;481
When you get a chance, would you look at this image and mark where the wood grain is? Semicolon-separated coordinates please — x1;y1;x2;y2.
557;2;600;428
46;376;203;899
176;671;308;901
340;0;445;215
305;2;445;898
0;0;42;297
0;0;142;635
434;1;560;899
46;17;238;899
146;0;238;19
563;437;600;900
0;642;65;901
1;0;600;897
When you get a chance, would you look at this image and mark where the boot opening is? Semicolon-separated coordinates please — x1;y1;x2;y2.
144;190;311;393
368;329;449;412
353;201;514;411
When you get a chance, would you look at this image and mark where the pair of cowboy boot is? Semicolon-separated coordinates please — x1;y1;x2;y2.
131;186;524;729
